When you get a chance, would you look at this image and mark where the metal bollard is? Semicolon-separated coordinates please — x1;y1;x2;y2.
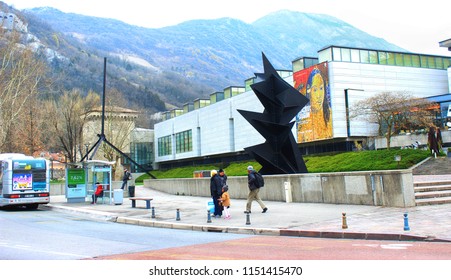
342;212;348;229
403;213;410;231
151;207;155;219
245;212;251;225
176;209;181;221
207;210;212;223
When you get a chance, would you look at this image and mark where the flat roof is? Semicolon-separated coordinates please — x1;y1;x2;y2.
439;38;451;49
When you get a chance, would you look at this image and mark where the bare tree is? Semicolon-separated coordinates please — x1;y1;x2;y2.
46;89;100;162
84;88;137;178
0;30;47;152
351;91;437;149
13;97;48;154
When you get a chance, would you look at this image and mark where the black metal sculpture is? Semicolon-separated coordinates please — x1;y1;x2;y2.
238;53;309;174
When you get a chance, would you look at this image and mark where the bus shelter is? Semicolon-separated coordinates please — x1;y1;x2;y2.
65;160;115;204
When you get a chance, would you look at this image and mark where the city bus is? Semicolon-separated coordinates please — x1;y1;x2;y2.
0;153;50;209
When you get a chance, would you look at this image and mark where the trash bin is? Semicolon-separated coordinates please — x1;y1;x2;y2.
128;185;135;197
113;189;123;205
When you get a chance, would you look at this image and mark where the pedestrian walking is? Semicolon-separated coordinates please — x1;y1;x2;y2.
245;166;268;214
218;185;231;219
210;169;223;217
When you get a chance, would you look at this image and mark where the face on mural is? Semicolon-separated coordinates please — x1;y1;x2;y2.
307;72;324;112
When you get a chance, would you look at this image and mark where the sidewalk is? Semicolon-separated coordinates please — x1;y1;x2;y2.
45;180;451;242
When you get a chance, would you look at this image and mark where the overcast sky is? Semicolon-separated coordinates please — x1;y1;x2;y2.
4;0;451;56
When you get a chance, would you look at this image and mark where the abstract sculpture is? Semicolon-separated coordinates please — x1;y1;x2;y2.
237;53;309;174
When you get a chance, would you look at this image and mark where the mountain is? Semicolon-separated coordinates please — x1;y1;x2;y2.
26;8;403;83
2;3;405;123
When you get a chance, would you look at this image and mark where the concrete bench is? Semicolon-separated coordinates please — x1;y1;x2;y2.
129;197;153;209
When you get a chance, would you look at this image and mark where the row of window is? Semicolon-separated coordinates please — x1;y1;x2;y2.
319;46;451;69
158;130;193;156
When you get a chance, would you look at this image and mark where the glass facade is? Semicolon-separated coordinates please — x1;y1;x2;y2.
292;57;319;72
158;135;172;156
130;142;153;172
194;99;210;109
210;92;224;104
224;86;245;99
245;77;255;92
155;130;193;159
319;46;451;69
183;102;194;113
175;130;192;154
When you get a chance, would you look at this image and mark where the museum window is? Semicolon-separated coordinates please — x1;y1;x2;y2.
341;48;351;62
435;57;444;69
318;48;332;63
378;52;388;65
158;135;172;156
428;56;436;68
351;49;360;62
332;47;342;61
318;46;451;70
411;55;421;67
360;50;369;63
175;130;192;154
369;51;378;64
404;54;413;67
386;52;395;65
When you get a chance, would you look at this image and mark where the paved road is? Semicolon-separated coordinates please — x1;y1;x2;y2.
0;207;248;260
91;235;451;260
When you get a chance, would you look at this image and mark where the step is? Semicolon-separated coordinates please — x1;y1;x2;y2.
414;181;451;187
415;196;451;206
414;185;451;193
415;190;451;199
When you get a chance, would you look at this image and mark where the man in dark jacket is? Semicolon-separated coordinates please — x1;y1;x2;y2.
210;169;223;217
245;166;267;214
121;168;131;190
218;168;228;187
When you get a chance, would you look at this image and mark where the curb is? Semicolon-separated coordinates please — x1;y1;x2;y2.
46;204;451;243
45;204;118;222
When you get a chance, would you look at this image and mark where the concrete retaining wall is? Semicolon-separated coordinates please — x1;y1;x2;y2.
143;170;415;207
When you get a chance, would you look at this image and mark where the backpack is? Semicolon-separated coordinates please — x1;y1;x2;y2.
254;172;264;188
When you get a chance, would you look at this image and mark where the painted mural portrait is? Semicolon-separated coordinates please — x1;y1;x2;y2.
295;63;332;142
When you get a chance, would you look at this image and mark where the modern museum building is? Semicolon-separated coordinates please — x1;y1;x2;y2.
153;45;451;169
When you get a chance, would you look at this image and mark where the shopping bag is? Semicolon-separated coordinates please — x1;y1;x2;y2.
206;200;215;213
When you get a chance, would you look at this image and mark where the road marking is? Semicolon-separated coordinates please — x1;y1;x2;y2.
352;243;413;250
0;243;91;258
380;244;413;250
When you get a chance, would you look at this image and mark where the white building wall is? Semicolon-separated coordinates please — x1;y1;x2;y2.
154;91;265;163
230;91;265;151
329;62;450;138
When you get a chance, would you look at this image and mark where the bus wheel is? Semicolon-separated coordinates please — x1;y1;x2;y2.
26;204;39;210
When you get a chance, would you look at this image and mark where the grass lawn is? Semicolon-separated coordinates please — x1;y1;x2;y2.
135;148;432;182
